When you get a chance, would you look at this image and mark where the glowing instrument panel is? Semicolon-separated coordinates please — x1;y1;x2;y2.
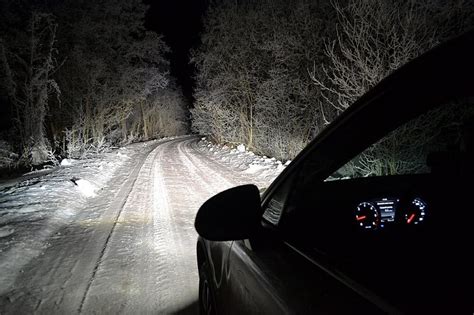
355;197;427;230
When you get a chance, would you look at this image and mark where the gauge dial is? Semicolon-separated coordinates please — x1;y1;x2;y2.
404;198;427;225
356;202;379;230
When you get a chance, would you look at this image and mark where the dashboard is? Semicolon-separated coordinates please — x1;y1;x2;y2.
286;174;470;314
355;197;427;230
289;174;438;240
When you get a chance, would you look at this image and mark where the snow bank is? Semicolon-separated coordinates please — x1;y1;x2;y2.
196;138;286;188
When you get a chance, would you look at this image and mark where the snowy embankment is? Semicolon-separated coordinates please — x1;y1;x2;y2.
0;141;158;294
195;137;289;189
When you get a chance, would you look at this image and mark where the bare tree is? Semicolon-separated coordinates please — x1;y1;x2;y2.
192;0;333;160
53;0;180;157
312;0;474;177
1;13;60;165
310;0;473;114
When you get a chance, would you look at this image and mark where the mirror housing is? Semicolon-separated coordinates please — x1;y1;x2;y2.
195;184;263;241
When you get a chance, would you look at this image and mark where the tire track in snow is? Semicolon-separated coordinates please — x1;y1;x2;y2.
79;139;177;313
79;137;211;313
78;139;168;313
79;137;258;314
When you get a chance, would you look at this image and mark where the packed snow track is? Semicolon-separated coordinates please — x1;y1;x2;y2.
0;136;275;314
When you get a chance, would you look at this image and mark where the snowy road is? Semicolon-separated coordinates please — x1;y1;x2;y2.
0;137;279;314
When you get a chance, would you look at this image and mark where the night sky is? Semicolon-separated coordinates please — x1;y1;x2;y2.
144;0;208;102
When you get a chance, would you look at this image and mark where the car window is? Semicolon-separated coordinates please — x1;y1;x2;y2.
263;98;474;228
278;96;473;313
326;98;474;181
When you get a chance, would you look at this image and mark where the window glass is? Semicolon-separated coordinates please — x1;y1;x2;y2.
326;98;474;181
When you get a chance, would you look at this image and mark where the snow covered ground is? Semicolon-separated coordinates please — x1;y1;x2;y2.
195;137;287;188
0;141;159;296
0;136;285;313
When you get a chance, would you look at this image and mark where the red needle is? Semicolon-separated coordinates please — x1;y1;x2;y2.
407;213;416;224
356;215;367;221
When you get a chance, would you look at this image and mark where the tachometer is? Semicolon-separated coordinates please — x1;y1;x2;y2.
355;202;379;230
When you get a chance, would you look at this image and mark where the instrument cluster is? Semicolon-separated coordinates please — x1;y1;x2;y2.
355;197;427;230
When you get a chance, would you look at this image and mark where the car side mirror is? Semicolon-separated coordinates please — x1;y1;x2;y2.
195;184;263;241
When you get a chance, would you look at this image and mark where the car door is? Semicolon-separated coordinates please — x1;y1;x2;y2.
222;231;384;314
214;30;473;314
219;172;394;314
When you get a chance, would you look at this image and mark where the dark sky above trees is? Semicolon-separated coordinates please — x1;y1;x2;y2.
144;0;208;100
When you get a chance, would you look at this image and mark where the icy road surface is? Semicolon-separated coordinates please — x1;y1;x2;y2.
0;136;283;314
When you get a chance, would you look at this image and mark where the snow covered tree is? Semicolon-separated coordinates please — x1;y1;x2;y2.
0;11;60;165
52;0;185;157
192;0;333;160
311;0;474;114
310;0;474;176
1;0;188;164
193;0;473;161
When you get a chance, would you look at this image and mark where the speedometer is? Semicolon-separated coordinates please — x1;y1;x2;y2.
355;202;380;230
403;198;427;225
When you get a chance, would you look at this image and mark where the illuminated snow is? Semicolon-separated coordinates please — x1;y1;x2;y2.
74;179;97;197
0;136;283;312
60;159;73;166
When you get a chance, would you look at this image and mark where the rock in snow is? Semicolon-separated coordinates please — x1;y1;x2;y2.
0;226;15;238
70;177;97;197
60;159;72;166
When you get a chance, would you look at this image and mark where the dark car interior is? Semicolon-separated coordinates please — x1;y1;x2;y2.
277;101;473;313
282;175;470;312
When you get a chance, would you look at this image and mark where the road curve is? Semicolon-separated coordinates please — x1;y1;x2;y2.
0;137;250;314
